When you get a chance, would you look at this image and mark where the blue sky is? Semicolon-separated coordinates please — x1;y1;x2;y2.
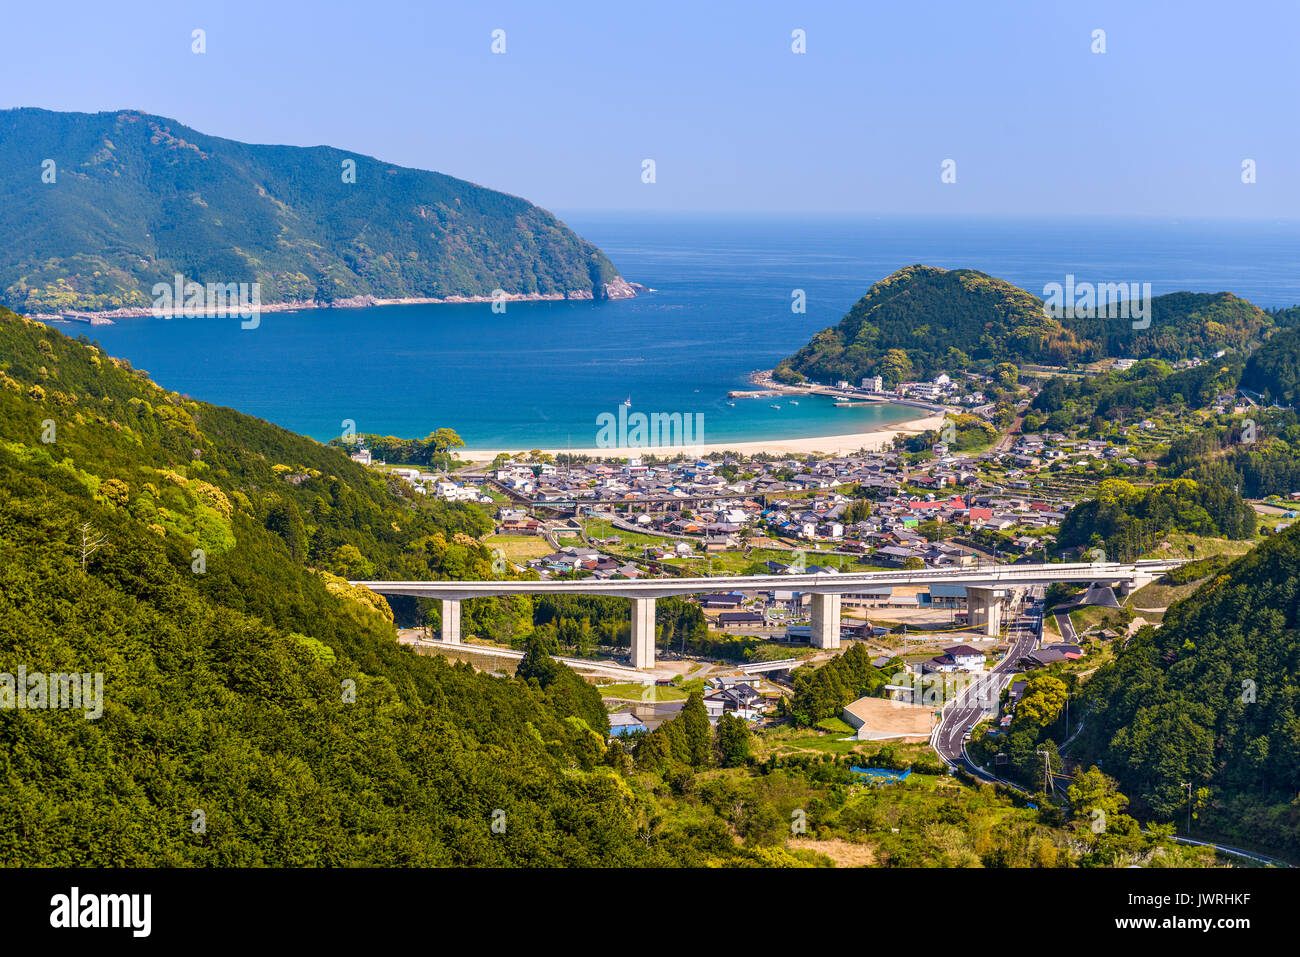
2;0;1297;216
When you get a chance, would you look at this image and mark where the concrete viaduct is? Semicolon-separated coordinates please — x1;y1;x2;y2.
353;560;1179;670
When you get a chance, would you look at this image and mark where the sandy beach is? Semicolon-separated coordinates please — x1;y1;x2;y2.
460;412;947;461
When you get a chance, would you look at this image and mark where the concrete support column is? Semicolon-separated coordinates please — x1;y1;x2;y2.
810;592;842;649
1120;574;1153;597
966;587;1002;637
631;597;656;669
441;598;461;644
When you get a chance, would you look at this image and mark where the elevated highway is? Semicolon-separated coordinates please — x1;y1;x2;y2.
355;560;1178;669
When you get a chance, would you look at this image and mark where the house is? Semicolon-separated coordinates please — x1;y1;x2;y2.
924;644;986;674
922;654;961;674
717;611;765;630
710;675;764;691
1020;645;1084;669
498;518;542;535
874;545;924;567
1022;647;1066;668
704;684;764;720
699;593;744;609
608;711;648;737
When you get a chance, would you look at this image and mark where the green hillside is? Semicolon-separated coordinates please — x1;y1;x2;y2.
1241;327;1300;407
1076;524;1300;855
0;306;673;865
0;108;629;313
1067;290;1270;362
777;265;1275;385
777;265;1076;385
1056;477;1256;562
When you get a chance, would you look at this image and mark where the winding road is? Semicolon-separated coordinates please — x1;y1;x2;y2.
932;586;1043;772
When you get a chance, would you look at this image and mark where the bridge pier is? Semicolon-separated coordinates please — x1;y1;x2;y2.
1118;574;1155;597
810;592;841;649
631;597;656;669
441;598;461;644
965;586;1002;637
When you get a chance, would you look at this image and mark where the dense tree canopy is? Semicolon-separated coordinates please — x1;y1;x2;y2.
0;308;673;865
1057;478;1255;560
1076;524;1300;854
1241;328;1300;408
777;265;1273;387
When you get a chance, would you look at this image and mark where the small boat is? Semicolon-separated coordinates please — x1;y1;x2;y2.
790;400;799;405
770;404;781;410
728;401;736;407
623;396;631;407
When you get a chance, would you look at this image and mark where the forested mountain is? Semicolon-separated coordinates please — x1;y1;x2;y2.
1068;290;1270;362
1076;524;1300;855
0;108;629;313
0;306;677;865
776;265;1275;385
1241;327;1300;407
777;266;1078;385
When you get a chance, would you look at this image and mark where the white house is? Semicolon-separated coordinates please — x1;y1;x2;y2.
944;644;987;671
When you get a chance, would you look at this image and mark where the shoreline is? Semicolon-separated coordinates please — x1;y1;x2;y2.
459;412;947;460
23;278;644;323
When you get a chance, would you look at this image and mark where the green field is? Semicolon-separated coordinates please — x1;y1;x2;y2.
598;682;687;702
482;534;554;562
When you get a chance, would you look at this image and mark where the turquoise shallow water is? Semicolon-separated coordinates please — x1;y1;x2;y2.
55;214;1300;447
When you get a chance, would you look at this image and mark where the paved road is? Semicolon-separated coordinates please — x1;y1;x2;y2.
1054;609;1077;643
359;560;1181;601
933;586;1043;769
928;600;1296;868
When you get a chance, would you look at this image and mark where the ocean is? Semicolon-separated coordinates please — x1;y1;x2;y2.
55;214;1300;449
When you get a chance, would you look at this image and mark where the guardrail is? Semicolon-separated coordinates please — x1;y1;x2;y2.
354;559;1182;600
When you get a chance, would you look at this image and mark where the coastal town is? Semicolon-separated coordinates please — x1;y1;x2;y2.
8;0;1299;905
353;346;1300;767
355;374;1143;744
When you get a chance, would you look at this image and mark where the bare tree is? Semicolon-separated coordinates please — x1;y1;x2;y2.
78;522;108;572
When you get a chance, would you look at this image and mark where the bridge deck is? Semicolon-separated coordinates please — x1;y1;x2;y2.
352;560;1179;601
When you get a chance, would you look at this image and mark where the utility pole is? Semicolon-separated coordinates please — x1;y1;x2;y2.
1038;748;1055;796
